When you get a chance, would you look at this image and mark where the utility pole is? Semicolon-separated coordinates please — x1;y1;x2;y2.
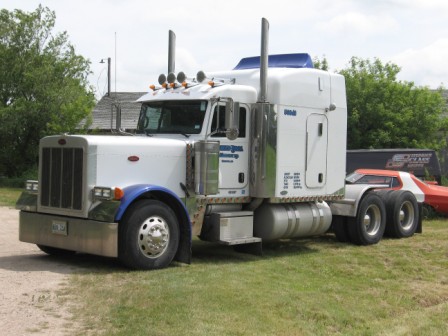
107;57;111;97
100;57;112;97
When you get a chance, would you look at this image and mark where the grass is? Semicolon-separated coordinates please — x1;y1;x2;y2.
3;187;446;334
64;220;448;336
0;187;22;207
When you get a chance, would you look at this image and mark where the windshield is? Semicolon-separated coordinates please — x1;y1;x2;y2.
345;172;363;184
137;100;208;135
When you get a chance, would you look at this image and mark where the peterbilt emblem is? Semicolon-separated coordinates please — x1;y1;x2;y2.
128;156;140;162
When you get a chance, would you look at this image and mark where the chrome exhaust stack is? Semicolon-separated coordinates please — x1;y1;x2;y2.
168;30;176;74
250;18;277;198
259;18;269;103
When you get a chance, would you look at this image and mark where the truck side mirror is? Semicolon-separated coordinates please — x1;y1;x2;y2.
225;100;239;140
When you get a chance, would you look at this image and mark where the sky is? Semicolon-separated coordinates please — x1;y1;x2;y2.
3;0;448;98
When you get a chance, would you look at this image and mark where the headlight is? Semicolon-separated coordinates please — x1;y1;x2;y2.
92;186;123;201
93;187;113;200
25;180;39;193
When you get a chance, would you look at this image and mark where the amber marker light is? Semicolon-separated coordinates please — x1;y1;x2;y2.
114;187;124;200
208;81;215;87
150;84;156;90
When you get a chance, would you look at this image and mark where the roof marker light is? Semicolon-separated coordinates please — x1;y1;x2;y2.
150;84;165;91
208;79;226;88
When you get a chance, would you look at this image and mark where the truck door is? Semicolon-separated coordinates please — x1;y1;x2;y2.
306;113;328;188
209;104;249;193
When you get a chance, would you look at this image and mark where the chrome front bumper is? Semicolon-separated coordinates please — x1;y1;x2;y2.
19;211;118;257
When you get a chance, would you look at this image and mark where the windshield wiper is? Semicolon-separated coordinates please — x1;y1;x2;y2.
169;130;190;138
143;130;189;138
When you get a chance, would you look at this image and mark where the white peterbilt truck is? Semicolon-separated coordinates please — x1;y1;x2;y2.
16;19;421;270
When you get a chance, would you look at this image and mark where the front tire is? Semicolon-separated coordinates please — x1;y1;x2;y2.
118;200;180;270
348;193;386;245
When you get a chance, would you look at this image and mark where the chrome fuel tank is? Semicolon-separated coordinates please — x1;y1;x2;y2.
254;201;332;240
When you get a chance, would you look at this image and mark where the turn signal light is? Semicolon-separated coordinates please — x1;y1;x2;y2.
114;187;124;200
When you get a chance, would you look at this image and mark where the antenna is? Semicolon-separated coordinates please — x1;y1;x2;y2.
114;32;117;97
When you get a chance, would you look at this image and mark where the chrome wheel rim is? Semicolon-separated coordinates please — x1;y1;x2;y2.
363;204;381;236
399;201;414;231
138;216;170;258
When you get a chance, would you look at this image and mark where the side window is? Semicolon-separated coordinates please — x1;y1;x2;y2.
211;106;246;138
391;177;400;188
357;175;392;185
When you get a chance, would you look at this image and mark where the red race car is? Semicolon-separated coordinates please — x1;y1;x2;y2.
346;169;448;216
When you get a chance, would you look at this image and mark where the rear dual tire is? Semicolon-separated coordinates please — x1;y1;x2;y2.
384;190;419;238
347;193;386;245
335;190;419;245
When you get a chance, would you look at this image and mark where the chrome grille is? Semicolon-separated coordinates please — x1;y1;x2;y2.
40;147;83;210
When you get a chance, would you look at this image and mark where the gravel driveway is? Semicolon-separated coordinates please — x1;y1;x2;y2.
0;207;80;335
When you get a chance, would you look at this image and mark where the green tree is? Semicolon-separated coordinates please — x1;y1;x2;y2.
313;55;329;71
339;57;447;150
0;6;94;177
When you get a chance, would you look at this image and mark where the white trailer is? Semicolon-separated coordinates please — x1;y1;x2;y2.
16;19;421;270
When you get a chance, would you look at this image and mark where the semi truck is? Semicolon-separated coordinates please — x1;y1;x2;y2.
16;19;421;270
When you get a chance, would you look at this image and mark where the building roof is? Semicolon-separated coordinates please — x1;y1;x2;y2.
90;92;146;131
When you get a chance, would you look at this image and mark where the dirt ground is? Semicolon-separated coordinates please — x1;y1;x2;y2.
0;207;81;335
